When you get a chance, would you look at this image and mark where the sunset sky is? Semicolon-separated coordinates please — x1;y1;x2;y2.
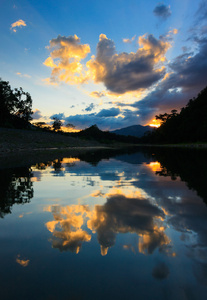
0;0;207;130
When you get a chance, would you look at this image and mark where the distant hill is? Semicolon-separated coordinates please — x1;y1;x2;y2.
111;125;153;138
71;124;140;144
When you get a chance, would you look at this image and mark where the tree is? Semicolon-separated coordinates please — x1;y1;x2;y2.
0;78;33;127
52;117;62;131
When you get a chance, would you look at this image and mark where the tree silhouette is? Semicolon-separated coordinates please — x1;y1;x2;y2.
0;78;33;128
0;167;34;218
52;117;62;131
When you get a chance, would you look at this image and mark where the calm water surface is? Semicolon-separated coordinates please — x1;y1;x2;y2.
0;148;207;300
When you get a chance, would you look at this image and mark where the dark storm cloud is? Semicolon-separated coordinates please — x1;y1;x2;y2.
153;4;171;19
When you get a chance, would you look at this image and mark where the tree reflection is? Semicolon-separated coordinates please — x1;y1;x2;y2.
152;148;207;203
0;167;33;218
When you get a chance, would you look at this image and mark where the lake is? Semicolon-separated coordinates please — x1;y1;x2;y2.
0;147;207;300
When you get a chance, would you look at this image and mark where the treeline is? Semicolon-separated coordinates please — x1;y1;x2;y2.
141;86;207;144
0;78;33;129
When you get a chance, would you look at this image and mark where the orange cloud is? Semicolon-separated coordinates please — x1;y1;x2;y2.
16;255;30;267
44;35;90;85
11;19;26;32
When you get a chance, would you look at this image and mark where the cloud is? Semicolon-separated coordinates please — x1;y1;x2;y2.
32;109;43;120
63;107;141;130
45;204;92;253
10;19;26;32
90;91;105;98
44;35;90;84
50;113;65;120
96;107;120;117
88;194;168;255
153;4;171;19
85;103;95;112
16;72;31;78
123;35;136;43
16;255;30;267
44;33;172;95
87;33;170;94
132;36;207;123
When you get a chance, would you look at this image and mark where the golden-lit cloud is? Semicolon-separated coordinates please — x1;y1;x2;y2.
45;189;171;255
123;35;136;43
16;255;30;267
44;35;90;85
90;91;106;98
138;229;170;255
45;204;92;253
44;32;175;96
10;19;26;32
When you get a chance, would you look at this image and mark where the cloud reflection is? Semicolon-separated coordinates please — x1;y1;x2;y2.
45;192;170;255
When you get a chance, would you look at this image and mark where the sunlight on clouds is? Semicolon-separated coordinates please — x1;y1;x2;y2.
138;229;170;255
10;19;26;32
123;35;136;43
44;31;176;97
44;35;90;85
16;255;30;267
45;204;92;253
44;182;172;256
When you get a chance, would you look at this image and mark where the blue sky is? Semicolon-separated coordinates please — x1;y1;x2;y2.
0;0;207;130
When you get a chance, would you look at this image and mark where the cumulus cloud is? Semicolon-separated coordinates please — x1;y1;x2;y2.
44;34;90;84
45;204;92;253
153;4;171;19
10;19;26;32
44;33;172;95
87;33;170;94
88;194;168;255
32;109;43;120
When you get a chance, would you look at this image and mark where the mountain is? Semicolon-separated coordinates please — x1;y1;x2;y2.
111;125;153;138
70;124;140;144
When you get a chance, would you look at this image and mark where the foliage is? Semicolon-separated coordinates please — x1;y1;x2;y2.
141;86;207;144
0;78;33;128
52;117;62;131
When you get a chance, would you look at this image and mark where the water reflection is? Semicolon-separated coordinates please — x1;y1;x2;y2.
0;148;207;299
0;167;33;218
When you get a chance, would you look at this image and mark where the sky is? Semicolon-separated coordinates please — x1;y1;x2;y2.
0;0;207;130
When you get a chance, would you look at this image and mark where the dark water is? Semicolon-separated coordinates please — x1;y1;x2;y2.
0;148;207;300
